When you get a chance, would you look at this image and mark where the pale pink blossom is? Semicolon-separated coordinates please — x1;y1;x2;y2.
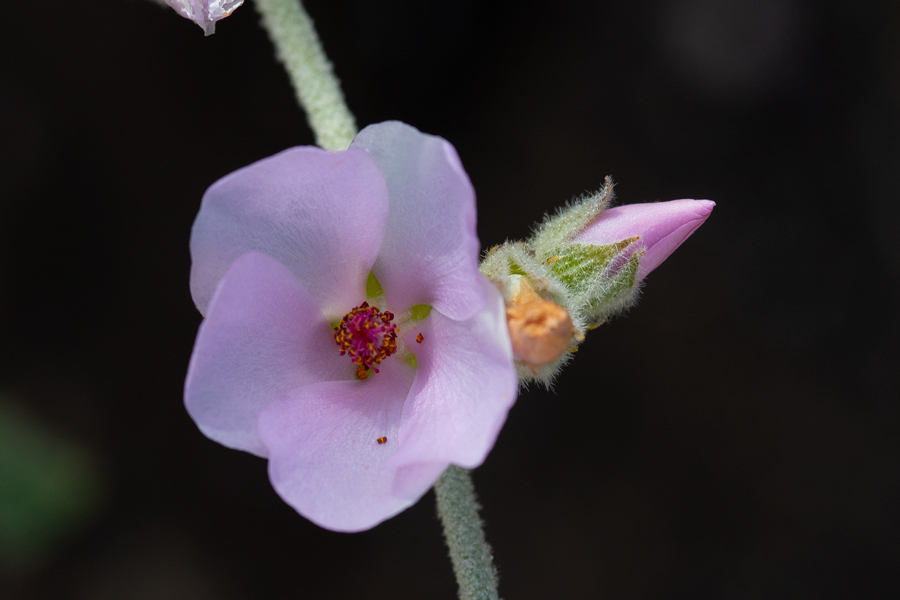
185;122;517;531
165;0;243;35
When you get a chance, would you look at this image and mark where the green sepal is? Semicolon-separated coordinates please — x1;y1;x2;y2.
583;250;642;327
366;271;384;298
531;176;615;258
547;239;638;297
508;261;528;276
407;304;432;322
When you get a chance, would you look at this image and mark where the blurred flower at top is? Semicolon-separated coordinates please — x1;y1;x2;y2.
185;121;517;532
164;0;243;35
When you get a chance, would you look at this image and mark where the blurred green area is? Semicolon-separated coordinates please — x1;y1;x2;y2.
0;395;104;572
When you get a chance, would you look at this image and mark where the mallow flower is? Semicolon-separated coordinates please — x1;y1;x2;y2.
185;121;518;532
165;0;242;35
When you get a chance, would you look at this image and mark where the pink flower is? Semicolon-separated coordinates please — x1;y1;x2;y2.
165;0;243;35
185;122;518;532
574;199;715;282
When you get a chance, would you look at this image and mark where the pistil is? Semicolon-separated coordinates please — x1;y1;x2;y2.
334;302;398;373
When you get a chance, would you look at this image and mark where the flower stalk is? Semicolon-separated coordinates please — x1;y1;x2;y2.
253;0;357;150
434;466;500;600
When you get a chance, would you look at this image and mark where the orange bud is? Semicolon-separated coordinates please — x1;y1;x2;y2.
506;284;575;366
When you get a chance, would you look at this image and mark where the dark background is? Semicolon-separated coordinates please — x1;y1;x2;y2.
2;0;899;598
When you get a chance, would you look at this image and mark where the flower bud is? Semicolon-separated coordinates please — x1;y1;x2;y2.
532;180;714;328
481;178;713;387
574;199;715;283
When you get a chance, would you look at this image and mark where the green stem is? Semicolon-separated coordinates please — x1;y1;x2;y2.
253;0;357;150
434;466;500;600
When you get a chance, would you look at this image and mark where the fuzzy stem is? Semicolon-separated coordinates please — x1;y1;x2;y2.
434;466;500;600
253;0;357;150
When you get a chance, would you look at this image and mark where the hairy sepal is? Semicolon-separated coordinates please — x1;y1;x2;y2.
531;176;615;259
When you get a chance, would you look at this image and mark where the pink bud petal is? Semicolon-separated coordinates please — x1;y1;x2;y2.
574;199;715;281
165;0;243;35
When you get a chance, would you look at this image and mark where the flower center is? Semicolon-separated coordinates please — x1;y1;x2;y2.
334;301;398;374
